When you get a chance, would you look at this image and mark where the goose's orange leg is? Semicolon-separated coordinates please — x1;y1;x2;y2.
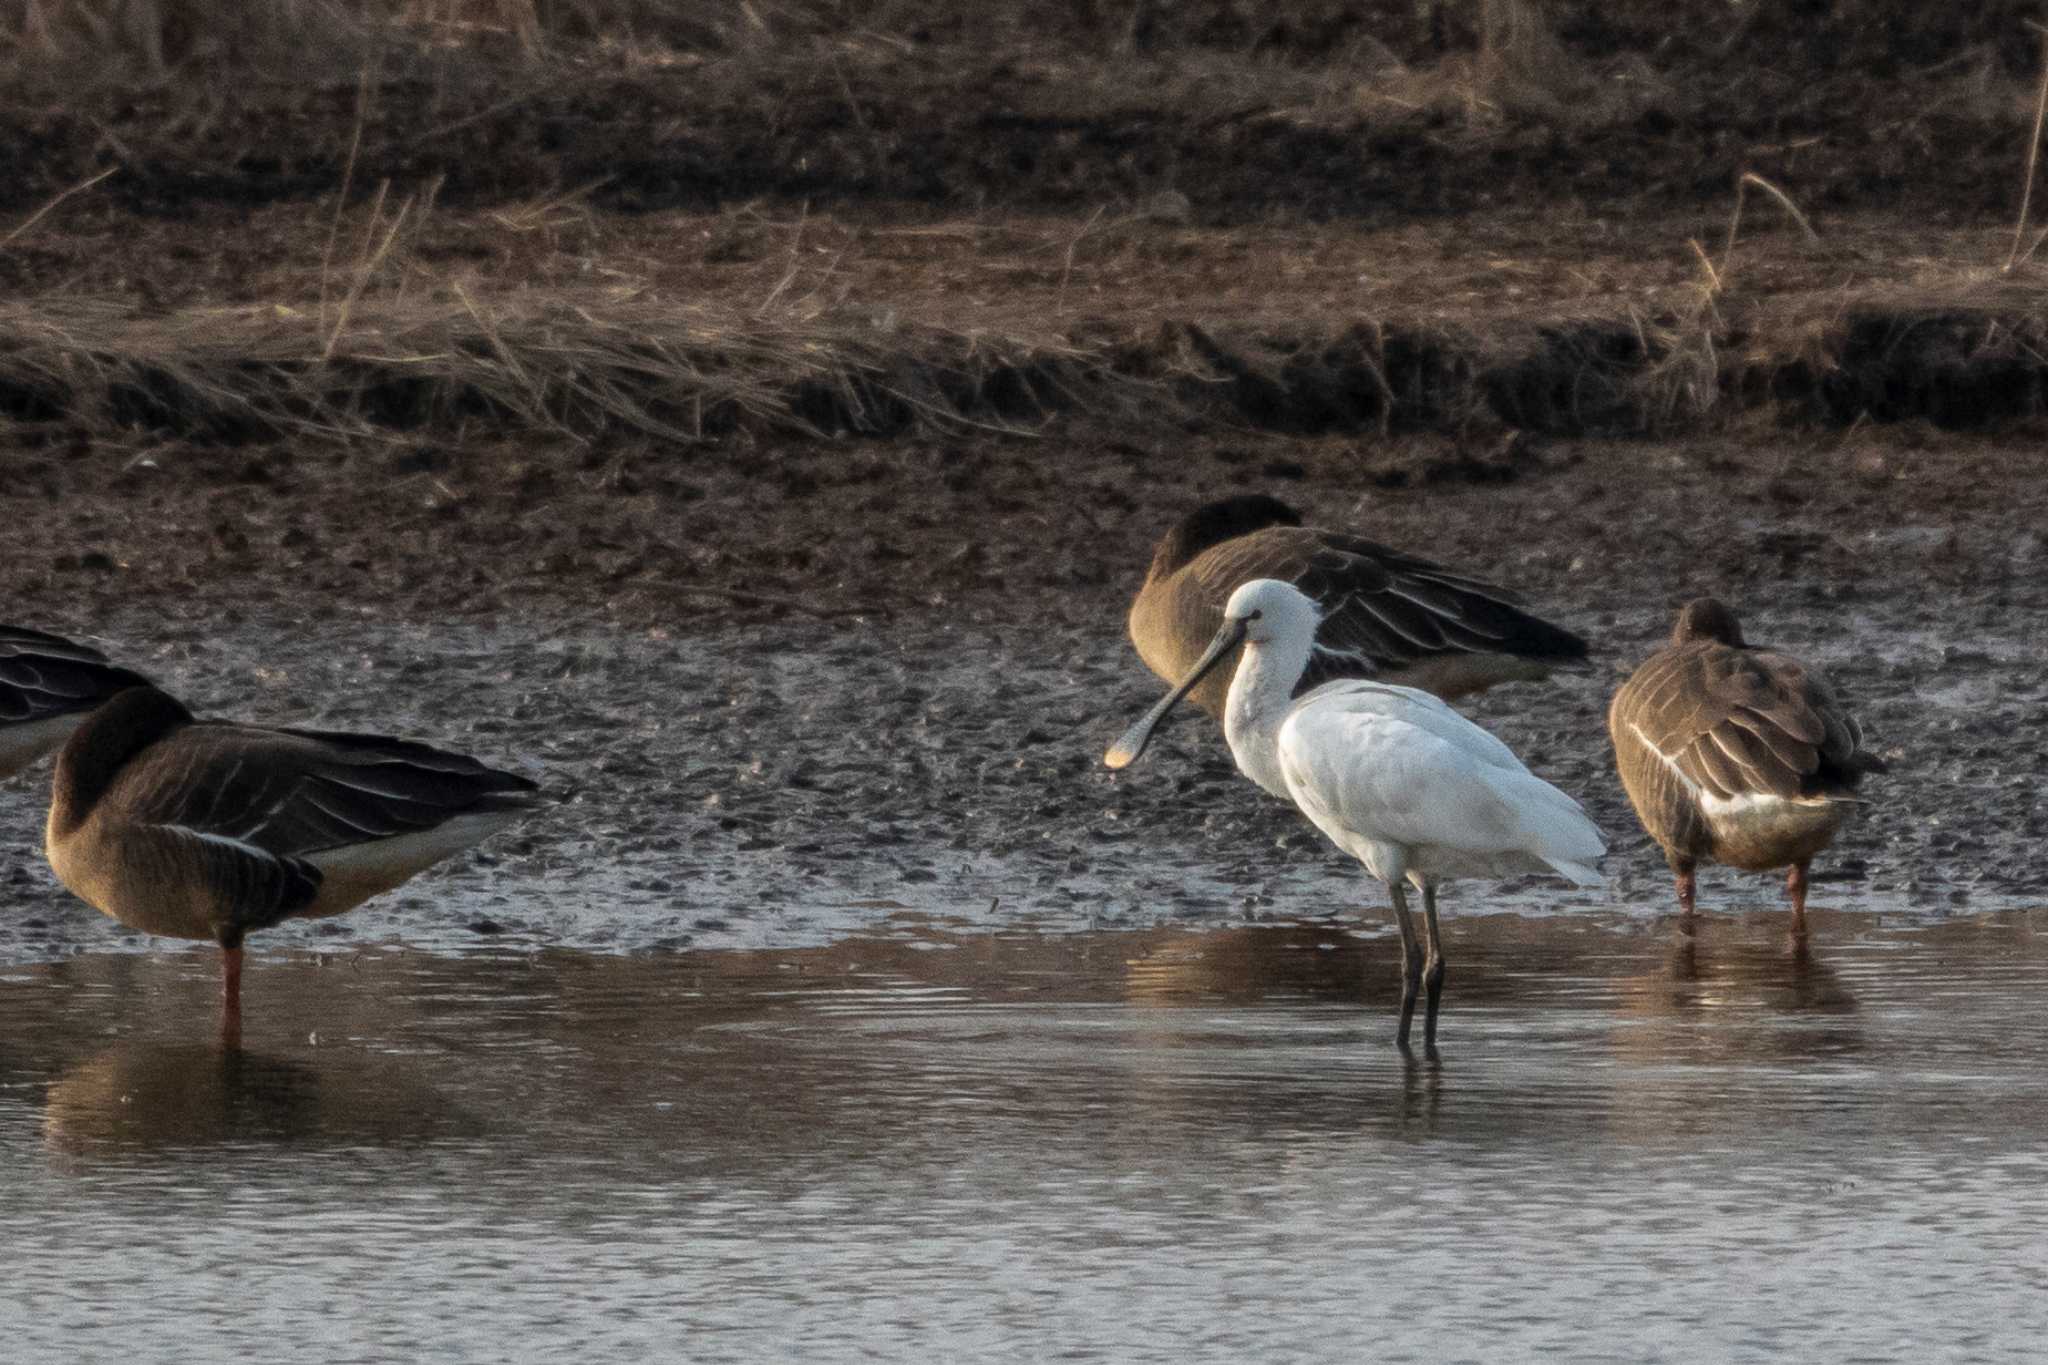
219;944;245;1048
1786;861;1811;939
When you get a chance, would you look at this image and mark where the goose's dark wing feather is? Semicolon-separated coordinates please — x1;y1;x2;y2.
0;625;149;726
117;723;538;858
1191;528;1587;679
1750;650;1884;782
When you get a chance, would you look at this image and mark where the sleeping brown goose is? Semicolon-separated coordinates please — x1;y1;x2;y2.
45;685;540;1035
1607;599;1885;933
0;624;150;780
1128;495;1589;721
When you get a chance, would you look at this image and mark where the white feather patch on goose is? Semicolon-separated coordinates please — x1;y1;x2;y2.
0;713;87;778
156;823;276;860
308;808;529;881
1626;720;1841;823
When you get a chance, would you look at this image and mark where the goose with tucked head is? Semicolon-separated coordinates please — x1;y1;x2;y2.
45;685;541;1038
1126;495;1589;728
1608;598;1884;936
1108;578;1604;1051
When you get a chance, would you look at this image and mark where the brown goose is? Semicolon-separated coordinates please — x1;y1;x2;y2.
0;624;150;780
1128;495;1589;721
45;685;540;1033
1607;599;1884;933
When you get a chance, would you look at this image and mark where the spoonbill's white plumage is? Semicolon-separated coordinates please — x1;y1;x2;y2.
1108;578;1604;1049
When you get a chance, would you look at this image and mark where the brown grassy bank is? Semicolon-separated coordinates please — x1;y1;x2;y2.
6;285;2048;450
6;5;2048;445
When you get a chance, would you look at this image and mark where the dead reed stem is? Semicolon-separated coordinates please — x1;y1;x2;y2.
323;182;414;362
2009;22;2048;272
0;166;119;248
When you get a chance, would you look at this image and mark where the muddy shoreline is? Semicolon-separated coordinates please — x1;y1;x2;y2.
2;528;2039;964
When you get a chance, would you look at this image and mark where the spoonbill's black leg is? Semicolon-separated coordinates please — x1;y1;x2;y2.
1421;883;1447;1051
1390;882;1424;1051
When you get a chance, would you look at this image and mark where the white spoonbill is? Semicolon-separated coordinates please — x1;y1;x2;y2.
1106;578;1604;1049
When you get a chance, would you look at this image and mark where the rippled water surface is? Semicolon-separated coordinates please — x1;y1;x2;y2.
2;909;2045;1362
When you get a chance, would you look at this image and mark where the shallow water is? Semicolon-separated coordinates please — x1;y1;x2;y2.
2;909;2044;1362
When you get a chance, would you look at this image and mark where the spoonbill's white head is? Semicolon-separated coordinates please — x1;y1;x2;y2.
1105;578;1319;770
1224;578;1321;647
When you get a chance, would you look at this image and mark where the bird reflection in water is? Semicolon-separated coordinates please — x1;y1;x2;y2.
1120;922;1446;1133
42;1038;472;1162
1122;922;1372;1008
1657;917;1855;1014
1613;913;1862;1072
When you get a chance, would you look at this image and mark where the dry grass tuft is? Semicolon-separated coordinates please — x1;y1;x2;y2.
1625;171;1828;429
0;292;1138;444
10;282;2048;450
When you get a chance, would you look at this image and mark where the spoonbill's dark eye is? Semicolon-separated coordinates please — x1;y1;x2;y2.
1245;609;1263;621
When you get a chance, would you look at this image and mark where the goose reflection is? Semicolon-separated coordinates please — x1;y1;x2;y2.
1611;913;1861;1067
1637;918;1854;1012
1123;922;1372;1007
1120;917;1613;1019
43;1038;474;1161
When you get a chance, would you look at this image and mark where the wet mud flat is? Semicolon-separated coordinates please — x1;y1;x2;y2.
1;912;2044;1362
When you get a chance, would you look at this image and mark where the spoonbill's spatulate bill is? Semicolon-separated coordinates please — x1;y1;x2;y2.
1109;578;1604;1049
1126;495;1590;725
1608;598;1884;935
0;625;150;781
44;685;541;1038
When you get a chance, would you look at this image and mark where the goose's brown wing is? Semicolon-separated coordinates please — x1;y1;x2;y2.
1749;650;1882;785
1612;642;1855;803
113;723;539;859
1189;527;1588;684
0;625;149;727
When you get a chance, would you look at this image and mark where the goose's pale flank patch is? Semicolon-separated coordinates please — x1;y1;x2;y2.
1126;494;1590;724
1108;577;1604;1053
1607;597;1884;933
